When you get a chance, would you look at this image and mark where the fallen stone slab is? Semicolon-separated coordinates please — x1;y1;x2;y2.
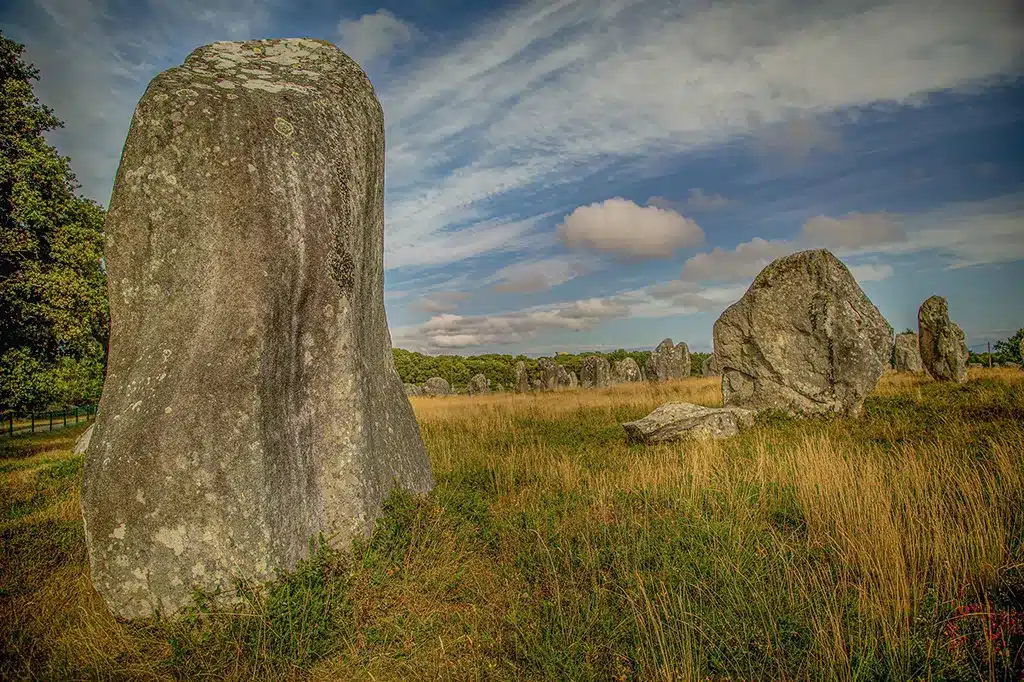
623;402;756;445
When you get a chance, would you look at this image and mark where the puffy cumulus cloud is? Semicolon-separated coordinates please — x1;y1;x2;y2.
556;198;704;259
490;255;591;293
336;9;418;66
648;189;736;212
847;263;894;282
802;212;904;250
409;291;470;314
681;237;793;282
400;296;631;350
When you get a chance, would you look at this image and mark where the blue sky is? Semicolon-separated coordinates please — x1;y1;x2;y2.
3;0;1023;356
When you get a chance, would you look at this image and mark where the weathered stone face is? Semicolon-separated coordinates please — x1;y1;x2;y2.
918;296;968;383
404;383;423;396
893;332;923;373
580;356;611;388
645;339;691;382
713;249;893;417
701;354;720;377
538;359;558;390
81;39;433;621
623;402;755;444
612;357;642;383
422;377;451;396
467;373;490;395
514;361;530;393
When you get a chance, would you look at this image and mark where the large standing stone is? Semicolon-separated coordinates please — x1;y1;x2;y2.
580;356;612;388
538;358;559;390
701;354;720;377
467;373;491;395
645;339;691;382
514;361;530;393
612;357;643;383
893;332;923;373
918;296;968;383
623;402;756;444
81;39;433;620
423;377;451;396
713;249;893;416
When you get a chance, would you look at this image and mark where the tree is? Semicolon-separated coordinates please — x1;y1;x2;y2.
0;31;108;413
993;328;1023;365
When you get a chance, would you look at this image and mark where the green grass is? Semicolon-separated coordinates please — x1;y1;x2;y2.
1;372;1023;680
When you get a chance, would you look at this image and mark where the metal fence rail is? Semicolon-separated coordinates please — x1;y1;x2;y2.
1;404;97;438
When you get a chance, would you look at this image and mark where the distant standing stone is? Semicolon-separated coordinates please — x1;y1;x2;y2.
713;249;893;416
580;356;612;388
423;377;452;396
73;424;94;455
514;361;530;393
623;402;756;444
80;39;433;620
612;357;643;383
918;295;968;383
701;354;720;377
538;358;561;390
467;373;491;395
645;339;691;382
404;383;423;396
893;332;923;373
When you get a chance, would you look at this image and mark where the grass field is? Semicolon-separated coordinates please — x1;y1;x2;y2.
2;370;1022;680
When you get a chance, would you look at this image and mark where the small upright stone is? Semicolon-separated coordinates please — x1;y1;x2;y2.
404;383;423;396
613;357;643;383
893;332;923;372
714;249;892;416
514;361;530;393
467;373;491;395
701;354;720;377
423;377;452;396
918;296;968;383
81;39;433;620
73;425;94;454
538;358;559;390
580;356;612;388
645;339;691;382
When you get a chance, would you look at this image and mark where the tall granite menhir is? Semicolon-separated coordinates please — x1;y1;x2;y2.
81;39;434;620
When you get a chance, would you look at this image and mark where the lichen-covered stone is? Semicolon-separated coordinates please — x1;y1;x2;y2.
81;38;433;621
918;296;968;383
514;361;530;393
713;249;893;417
645;339;691;382
612;357;643;383
893;332;923;372
422;377;451;396
580;356;611;388
623;402;755;444
467;373;490;395
701;354;720;377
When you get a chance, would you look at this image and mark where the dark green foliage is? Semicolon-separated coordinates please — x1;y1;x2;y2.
0;31;108;413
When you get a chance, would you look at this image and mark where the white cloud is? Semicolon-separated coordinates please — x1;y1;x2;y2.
801;212;905;250
753;116;843;160
681;237;793;281
409;291;470;314
847;263;895;282
336;9;418;66
556;197;704;259
489;255;590;293
648;189;736;212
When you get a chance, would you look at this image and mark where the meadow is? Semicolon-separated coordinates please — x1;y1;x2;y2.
2;370;1022;681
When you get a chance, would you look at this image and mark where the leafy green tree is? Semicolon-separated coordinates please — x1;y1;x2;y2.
993;328;1023;365
0;31;108;413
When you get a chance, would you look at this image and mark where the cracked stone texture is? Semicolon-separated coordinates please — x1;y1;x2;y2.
918;296;968;383
623;402;756;444
893;332;923;373
612;357;643;383
713;249;893;417
645;339;691;382
422;377;451;396
580;356;611;388
81;38;434;620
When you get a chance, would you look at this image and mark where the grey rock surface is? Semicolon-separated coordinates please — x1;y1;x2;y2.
623;402;756;445
423;377;451;396
918;296;968;383
81;39;433;621
893;332;923;373
612;357;643;383
73;424;95;455
538;358;558;390
701;354;720;377
580;356;612;388
404;383;423;396
514;361;530;393
645;339;691;382
713;249;893;417
467;373;491;395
